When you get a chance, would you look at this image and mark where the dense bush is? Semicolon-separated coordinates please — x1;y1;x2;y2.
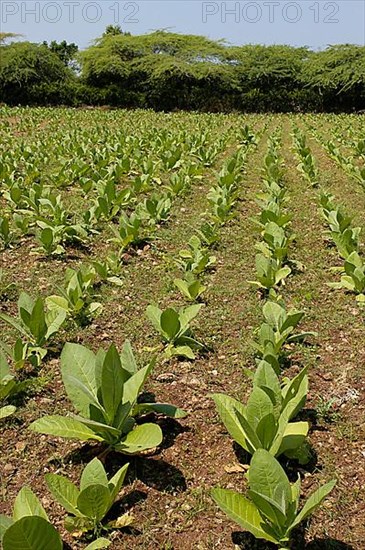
0;31;364;112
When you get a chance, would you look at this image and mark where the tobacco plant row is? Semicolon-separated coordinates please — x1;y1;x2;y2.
211;131;336;549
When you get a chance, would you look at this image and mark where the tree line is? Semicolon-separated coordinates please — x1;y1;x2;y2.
1;27;364;112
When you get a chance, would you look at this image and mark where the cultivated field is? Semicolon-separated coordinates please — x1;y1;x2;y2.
0;108;364;550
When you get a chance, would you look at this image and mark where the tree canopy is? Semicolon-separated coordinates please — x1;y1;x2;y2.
0;29;364;111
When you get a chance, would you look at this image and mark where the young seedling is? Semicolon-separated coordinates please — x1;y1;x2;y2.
248;254;292;292
146;304;204;359
45;458;130;537
174;272;207;302
0;292;66;367
254;301;316;368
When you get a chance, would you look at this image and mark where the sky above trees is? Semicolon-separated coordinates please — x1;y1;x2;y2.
1;0;364;49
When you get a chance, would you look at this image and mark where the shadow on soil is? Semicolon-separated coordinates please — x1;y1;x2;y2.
62;416;188;494
131;455;187;493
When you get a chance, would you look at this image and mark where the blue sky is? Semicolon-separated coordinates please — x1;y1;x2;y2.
1;1;364;49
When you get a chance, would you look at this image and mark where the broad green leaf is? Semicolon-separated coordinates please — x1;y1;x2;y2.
71;415;121;440
65;376;102;413
61;343;98;416
211;393;251;452
108;463;129;504
29;415;103;441
254;361;282;418
281;311;304;333
0;352;10;378
77;485;111;521
45;310;66;340
235;409;264;454
170;345;195;359
249;450;291;520
18;292;34;317
0;405;16;420
211;488;277;543
40;227;53;248
123;363;153;407
120;340;137;375
179;304;202;333
145;305;162;333
101;344;127;421
0;515;13;543
246;387;274;430
45;295;69;313
13;487;48;521
3;517;62;550
115;423;162;454
45;474;80;516
29;298;47;345
256;414;278;450
160;308;180;341
277;422;309;456
80;458;109;491
263;301;285;330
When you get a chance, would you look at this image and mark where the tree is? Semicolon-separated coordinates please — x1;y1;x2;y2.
301;45;365;111
0;41;77;105
103;25;130;37
42;40;78;69
0;32;23;45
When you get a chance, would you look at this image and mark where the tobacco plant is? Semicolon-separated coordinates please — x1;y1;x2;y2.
212;449;336;549
45;458;130;537
30;341;185;452
249;254;291;292
212;361;310;463
0;292;66;366
254;301;316;369
146;304;204;359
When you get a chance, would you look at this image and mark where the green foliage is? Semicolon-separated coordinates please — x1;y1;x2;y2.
46;266;102;326
212;361;310;463
109;211;147;250
146;304;204;359
177;236;216;275
256;222;295;266
254;301;316;368
0;41;76;105
196;221;220;248
0;351;34;420
137;193;172;226
0;32;363;110
253;201;292;230
0;487;63;549
174;273;207;302
328;251;365;302
30;341;185;452
0;292;66;366
212;449;336;548
249;254;291;292
0;216;13;248
45;458;130;537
